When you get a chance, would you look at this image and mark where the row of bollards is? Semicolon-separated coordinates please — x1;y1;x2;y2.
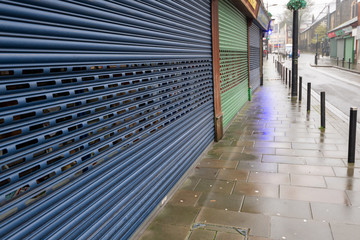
336;57;353;69
275;60;357;163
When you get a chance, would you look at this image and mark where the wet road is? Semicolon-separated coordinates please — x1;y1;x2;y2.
281;53;360;120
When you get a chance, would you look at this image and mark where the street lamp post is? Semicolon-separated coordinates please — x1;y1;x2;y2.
292;9;299;97
287;0;307;98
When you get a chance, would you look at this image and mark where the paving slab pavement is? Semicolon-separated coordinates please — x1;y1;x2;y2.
136;57;360;240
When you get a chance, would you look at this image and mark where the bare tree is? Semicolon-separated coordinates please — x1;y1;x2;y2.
278;0;314;31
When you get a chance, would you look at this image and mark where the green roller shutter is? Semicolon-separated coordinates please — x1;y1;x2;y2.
344;37;354;63
219;0;248;128
330;38;337;58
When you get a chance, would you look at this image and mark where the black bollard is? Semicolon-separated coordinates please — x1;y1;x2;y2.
285;68;288;84
337;57;339;66
299;76;302;101
321;92;325;128
342;58;344;68
348;107;357;163
315;53;317;65
307;83;311;112
349;58;351;69
289;70;291;88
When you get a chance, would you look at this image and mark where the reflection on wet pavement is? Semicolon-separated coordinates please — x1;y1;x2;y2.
138;58;360;240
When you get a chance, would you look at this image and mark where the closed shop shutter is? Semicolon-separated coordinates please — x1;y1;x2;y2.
330;38;337;58
344;37;354;63
219;0;249;128
0;1;214;239
337;38;345;59
249;23;261;93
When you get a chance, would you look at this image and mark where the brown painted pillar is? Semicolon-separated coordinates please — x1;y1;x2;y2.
260;30;263;86
211;0;223;141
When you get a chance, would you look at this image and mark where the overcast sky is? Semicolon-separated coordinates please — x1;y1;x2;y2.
263;0;338;21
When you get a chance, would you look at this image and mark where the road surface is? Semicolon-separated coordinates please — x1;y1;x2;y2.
279;53;360;121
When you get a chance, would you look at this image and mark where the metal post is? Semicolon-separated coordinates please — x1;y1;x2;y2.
348;107;357;163
337;57;339;66
321;91;325;128
307;83;311;112
289;70;291;88
299;76;302;101
349;58;351;69
291;9;299;97
315;33;318;65
342;58;344;68
285;68;287;84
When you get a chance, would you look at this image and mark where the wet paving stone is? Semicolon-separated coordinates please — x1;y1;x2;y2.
278;164;335;176
311;202;360;225
331;222;360;240
216;169;249;181
275;149;324;158
234;141;255;147
198;159;238;169
236;161;278;173
305;157;345;166
262;155;306;165
254;142;291;149
139;222;190;240
322;150;348;158
243;147;276;155
210;147;244;154
168;189;202;207
154;205;200;226
280;185;350;205
247;236;271;240
192;167;219;179
195;208;270;238
180;177;201;190
239;135;275;142
194;179;235;194
275;136;317;143
188;229;215;240
221;152;262;161
233;181;279;198
346;190;360;206
196;192;244;212
241;196;311;219
290;174;326;188
291;143;338;150
270;216;333;240
248;172;290;185
324;176;360;191
315;138;347;144
215;232;245;240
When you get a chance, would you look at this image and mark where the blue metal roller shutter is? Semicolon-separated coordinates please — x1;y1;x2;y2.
0;0;214;239
249;22;261;93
